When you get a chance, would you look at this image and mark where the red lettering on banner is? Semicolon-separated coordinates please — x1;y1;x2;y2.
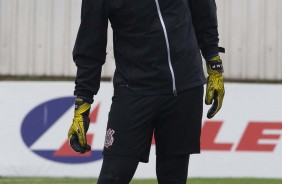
201;121;233;151
236;122;282;151
152;134;155;145
90;103;100;123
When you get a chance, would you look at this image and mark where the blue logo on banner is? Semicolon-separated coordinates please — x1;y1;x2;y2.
21;97;103;164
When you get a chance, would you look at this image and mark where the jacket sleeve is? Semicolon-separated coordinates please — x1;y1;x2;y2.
73;0;108;100
188;0;220;59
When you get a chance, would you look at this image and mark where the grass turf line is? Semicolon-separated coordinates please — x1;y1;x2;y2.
1;178;282;184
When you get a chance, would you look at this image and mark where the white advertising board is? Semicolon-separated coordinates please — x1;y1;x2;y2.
0;81;282;178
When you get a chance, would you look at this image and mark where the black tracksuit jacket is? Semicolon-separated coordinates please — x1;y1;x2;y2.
73;0;220;99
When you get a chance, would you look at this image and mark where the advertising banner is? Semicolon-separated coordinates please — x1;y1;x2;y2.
0;81;282;178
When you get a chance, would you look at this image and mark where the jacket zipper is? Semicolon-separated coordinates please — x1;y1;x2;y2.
154;0;177;96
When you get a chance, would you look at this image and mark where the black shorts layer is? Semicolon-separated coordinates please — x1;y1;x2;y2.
102;86;203;163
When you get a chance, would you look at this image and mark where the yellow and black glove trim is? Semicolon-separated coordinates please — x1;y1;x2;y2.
205;56;225;119
68;98;91;153
74;98;91;116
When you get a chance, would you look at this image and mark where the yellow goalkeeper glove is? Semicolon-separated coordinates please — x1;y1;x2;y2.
68;98;91;153
205;55;225;119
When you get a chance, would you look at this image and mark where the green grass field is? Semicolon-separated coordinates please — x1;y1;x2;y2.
0;178;282;184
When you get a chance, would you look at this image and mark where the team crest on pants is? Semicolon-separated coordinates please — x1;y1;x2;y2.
104;128;115;148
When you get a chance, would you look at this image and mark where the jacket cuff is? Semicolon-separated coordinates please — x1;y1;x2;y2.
201;47;219;60
202;46;225;60
74;90;94;103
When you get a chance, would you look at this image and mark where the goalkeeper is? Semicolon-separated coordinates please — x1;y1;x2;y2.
68;0;225;183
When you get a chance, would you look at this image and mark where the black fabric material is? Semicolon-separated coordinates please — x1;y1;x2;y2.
156;154;190;184
154;86;203;156
73;0;219;99
218;47;225;53
102;86;203;163
97;155;139;184
188;0;219;58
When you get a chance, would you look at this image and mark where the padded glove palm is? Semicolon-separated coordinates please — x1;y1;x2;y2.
68;98;91;153
205;56;225;119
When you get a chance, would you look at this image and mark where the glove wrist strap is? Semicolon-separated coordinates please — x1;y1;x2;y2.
206;56;224;74
75;98;91;116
